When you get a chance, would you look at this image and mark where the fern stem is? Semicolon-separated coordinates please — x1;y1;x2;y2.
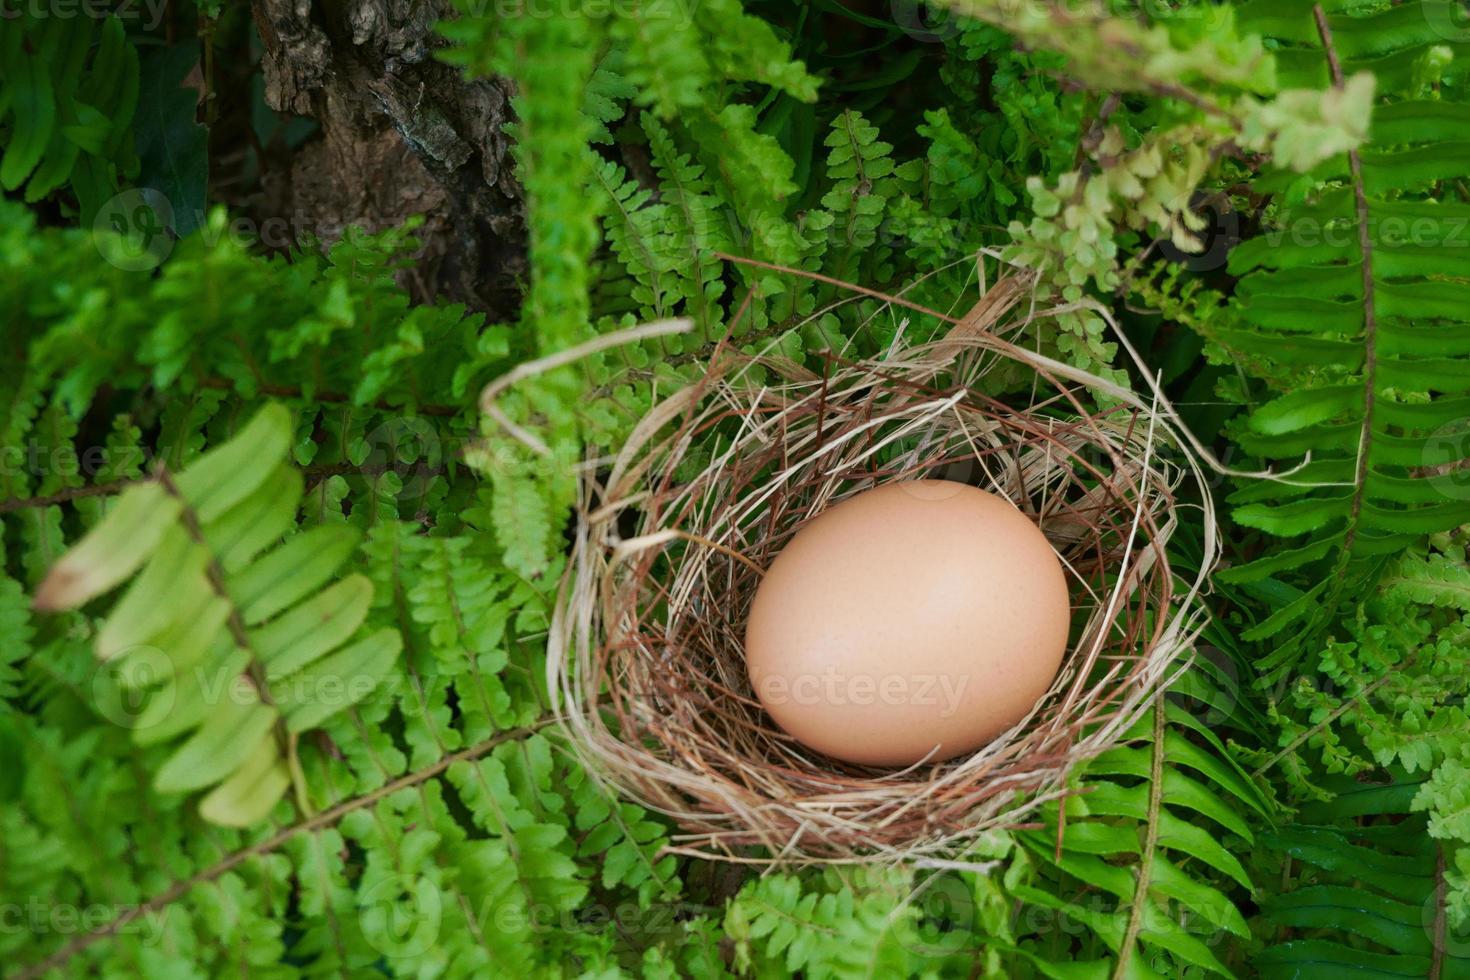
714;251;963;326
154;466;312;813
0;480;129;514
12;715;561;980
1312;2;1378;595
1251;652;1415;777
0;463;452;516
1112;697;1166;980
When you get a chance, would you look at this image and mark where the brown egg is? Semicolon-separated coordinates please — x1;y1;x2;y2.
744;480;1070;767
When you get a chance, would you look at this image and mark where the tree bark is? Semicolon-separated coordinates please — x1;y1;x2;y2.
248;0;524;319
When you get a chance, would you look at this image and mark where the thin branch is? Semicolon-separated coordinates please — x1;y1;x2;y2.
478;318;694;455
1251;654;1412;778
714;251;961;326
13;716;560;980
0;480;130;514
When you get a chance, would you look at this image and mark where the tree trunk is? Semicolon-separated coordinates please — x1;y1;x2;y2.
248;0;524;319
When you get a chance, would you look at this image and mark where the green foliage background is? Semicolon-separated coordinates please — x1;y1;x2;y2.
2;0;1469;976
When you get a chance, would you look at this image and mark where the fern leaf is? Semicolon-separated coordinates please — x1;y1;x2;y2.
644;113;730;340
568;763;680;906
1382;553;1470;611
1201;1;1470;679
726;868;929;979
690;0;818;101
0;15;138;210
610;0;711;117
1257;771;1468;977
0;20;58;192
33;404;402;826
819;109;896;289
593;155;677;321
0;576;33;710
1015;696;1257;979
488;467;558;583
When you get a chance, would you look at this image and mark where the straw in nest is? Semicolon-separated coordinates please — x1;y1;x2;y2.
545;266;1219;866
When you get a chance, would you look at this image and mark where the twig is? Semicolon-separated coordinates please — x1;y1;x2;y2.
714;252;962;326
13;716;559;980
478;318;693;455
0;481;129;514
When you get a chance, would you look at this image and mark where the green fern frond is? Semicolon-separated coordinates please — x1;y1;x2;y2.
1256;770;1468;978
1382;550;1470;611
0;14;139;215
691;0;818;102
33;404;402;826
818;109;897;289
568;762;681;907
1013;698;1262;979
644;113;731;340
0;575;32;710
611;0;711;118
725;867;930;978
594;155;679;323
1207;1;1470;678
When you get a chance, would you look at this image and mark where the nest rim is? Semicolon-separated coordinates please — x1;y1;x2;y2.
547;269;1217;866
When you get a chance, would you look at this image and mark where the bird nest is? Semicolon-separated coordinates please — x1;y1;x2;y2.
546;271;1216;865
